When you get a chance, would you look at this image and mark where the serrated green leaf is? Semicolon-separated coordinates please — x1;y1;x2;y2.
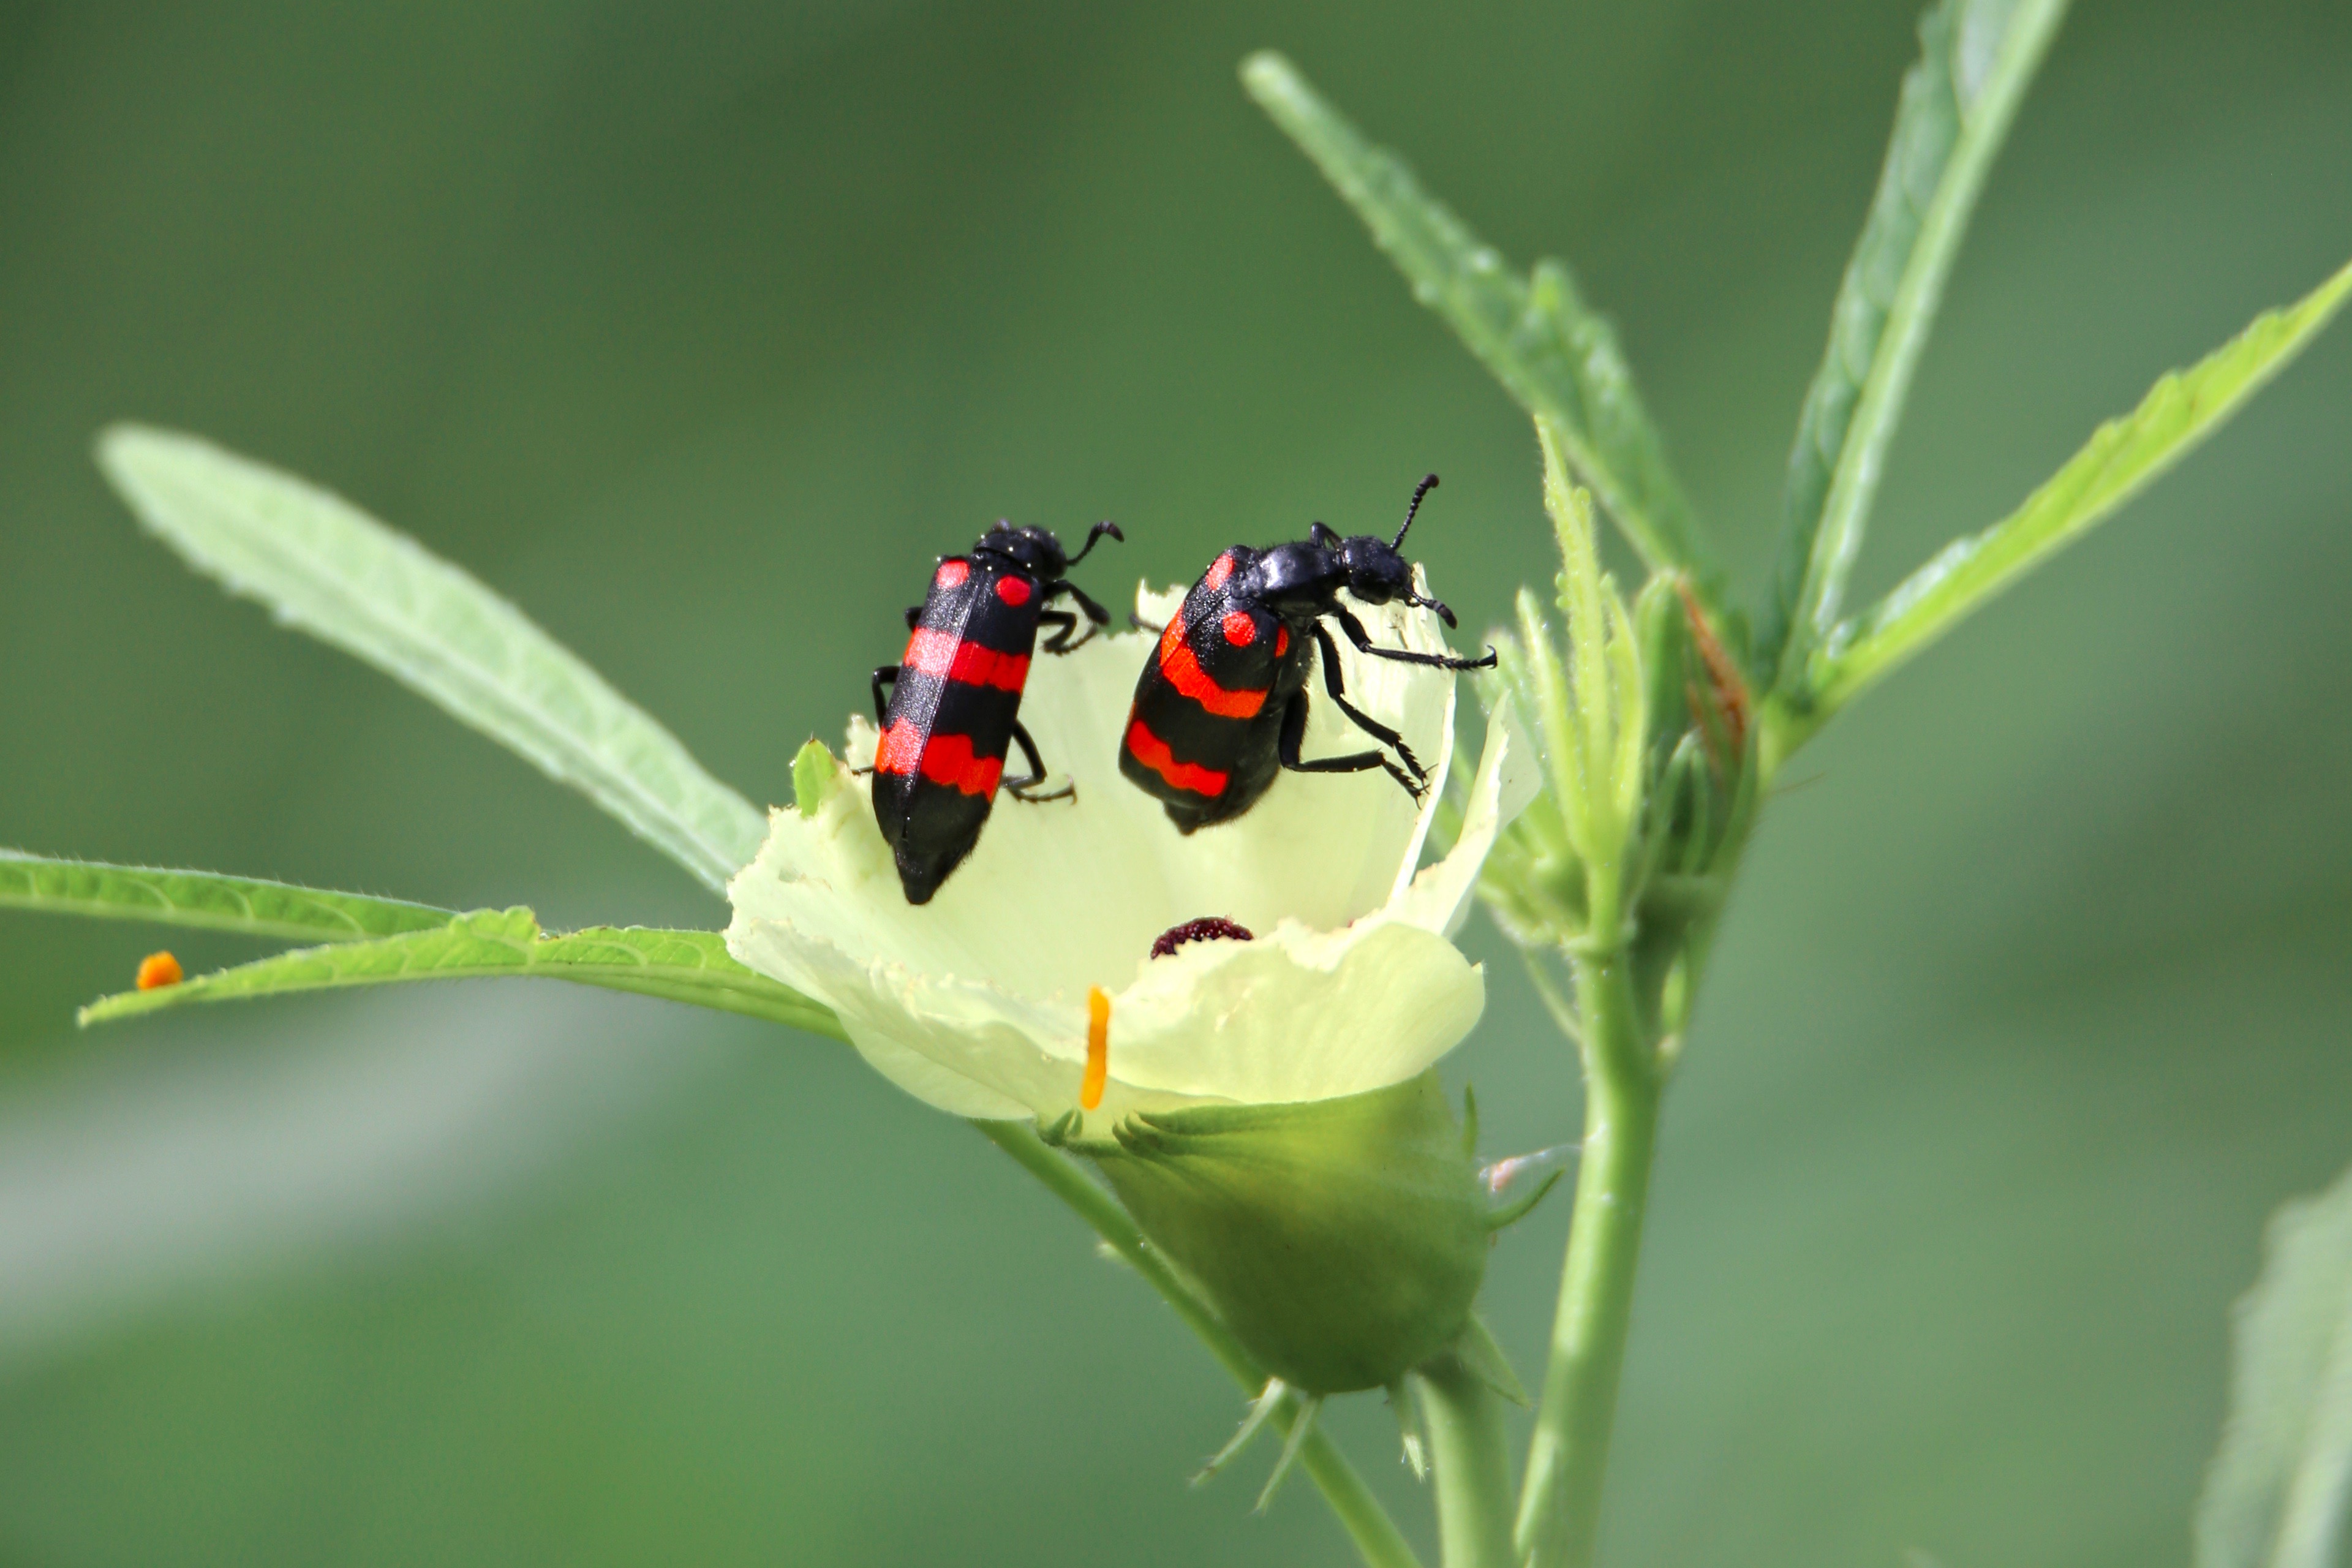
2196;1161;2352;1568
78;906;845;1040
0;850;453;943
1781;257;2352;755
96;426;768;893
1240;53;1721;603
1762;0;2070;685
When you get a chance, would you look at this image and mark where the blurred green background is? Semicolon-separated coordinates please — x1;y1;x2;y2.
1;1;2347;1562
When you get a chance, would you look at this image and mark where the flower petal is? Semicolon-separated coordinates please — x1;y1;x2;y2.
1392;698;1539;938
726;575;1502;1121
1101;918;1483;1109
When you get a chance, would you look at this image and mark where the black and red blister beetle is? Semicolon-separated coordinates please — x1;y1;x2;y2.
1119;475;1494;834
871;519;1122;903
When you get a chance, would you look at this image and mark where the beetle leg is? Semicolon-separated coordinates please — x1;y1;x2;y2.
1038;608;1095;655
1063;581;1112;628
1276;690;1422;802
1311;622;1427;780
1003;720;1076;804
1330;603;1497;671
871;666;899;727
903;604;924;631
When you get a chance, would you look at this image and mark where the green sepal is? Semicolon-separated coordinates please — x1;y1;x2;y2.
1453;1313;1531;1408
1087;1071;1487;1395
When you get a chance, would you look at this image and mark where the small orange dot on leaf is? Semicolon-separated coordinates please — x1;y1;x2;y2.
136;951;183;990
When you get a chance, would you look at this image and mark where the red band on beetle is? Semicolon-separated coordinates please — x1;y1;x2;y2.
874;718;922;775
1125;715;1229;797
1156;620;1268;719
903;628;1029;691
914;731;1005;796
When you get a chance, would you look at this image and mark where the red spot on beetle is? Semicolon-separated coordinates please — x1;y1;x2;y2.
995;574;1032;607
136;951;183;990
1275;625;1289;657
1204;552;1235;590
1149;917;1254;959
1221;610;1257;647
935;559;969;590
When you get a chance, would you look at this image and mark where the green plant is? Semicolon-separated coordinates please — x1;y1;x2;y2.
6;3;2350;1565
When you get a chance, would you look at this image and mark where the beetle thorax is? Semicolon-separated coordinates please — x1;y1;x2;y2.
1244;541;1349;622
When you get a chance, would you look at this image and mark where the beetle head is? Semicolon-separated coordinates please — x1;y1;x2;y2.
1333;475;1458;627
973;519;1121;579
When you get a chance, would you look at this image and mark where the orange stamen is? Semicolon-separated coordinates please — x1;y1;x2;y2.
136;951;183;990
1082;987;1111;1111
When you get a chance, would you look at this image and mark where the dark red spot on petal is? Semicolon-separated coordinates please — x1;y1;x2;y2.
995;574;1032;606
1221;610;1256;647
1150;918;1254;960
935;559;969;589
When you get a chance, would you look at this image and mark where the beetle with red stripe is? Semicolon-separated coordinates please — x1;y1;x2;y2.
871;519;1122;903
1119;475;1494;834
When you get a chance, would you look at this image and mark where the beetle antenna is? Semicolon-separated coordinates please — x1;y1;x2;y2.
1411;592;1460;629
1393;474;1440;549
1066;519;1123;567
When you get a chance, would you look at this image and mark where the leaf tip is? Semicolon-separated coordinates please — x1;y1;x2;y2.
1238;50;1295;97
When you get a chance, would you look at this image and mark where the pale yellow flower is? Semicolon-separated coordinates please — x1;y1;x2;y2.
727;581;1530;1133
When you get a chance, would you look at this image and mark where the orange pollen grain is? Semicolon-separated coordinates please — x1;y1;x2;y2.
136;951;183;990
1082;987;1111;1112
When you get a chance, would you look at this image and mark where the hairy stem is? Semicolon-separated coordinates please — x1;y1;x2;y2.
973;1120;1425;1568
1416;1352;1518;1568
1515;951;1660;1568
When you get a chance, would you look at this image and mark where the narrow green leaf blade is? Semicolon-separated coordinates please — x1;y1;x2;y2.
77;906;845;1039
1792;258;2352;740
2196;1161;2352;1568
96;426;769;893
1762;0;2070;684
0;850;453;943
1240;53;1721;601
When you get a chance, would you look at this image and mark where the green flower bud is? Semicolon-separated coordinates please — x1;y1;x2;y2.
1087;1070;1487;1395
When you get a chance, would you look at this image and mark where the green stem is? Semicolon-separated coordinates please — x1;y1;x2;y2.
972;1120;1425;1568
1515;950;1660;1568
1415;1352;1517;1568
